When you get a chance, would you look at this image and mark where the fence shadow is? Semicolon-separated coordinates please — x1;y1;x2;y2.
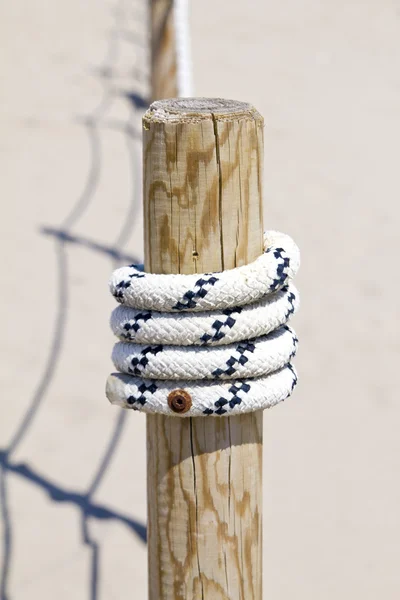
0;451;147;542
0;2;149;599
40;227;139;264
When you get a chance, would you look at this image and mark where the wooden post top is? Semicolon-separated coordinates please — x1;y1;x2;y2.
142;96;264;276
143;97;263;124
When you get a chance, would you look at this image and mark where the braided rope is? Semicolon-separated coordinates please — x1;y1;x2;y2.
110;282;299;346
106;231;300;417
112;325;298;380
109;231;299;311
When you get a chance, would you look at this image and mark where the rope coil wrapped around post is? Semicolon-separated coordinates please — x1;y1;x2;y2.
106;230;300;416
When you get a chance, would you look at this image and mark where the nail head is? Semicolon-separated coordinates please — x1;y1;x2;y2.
168;389;192;414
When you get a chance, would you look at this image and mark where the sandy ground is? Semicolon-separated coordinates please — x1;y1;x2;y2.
1;0;400;598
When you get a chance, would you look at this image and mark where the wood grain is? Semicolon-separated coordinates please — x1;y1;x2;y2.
144;98;264;600
150;0;178;101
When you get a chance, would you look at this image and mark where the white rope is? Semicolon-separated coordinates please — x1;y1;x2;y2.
112;325;298;380
173;0;193;97
110;282;299;346
107;366;297;416
109;231;299;311
106;230;300;416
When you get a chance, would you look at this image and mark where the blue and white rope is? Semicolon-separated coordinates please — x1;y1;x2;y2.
106;230;300;417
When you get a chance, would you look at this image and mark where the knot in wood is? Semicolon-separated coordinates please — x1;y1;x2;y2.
167;389;192;414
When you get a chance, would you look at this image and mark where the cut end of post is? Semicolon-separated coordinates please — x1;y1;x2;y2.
143;97;263;125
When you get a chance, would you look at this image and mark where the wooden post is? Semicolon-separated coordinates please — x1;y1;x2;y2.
143;98;264;600
150;0;178;101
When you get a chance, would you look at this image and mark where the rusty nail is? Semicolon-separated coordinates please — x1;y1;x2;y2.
168;389;192;414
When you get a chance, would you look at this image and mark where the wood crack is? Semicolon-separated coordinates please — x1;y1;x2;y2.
211;112;224;270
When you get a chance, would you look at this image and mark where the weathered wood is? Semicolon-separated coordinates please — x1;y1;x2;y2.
150;0;178;101
144;98;264;600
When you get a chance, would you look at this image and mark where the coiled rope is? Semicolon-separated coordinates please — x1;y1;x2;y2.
106;230;300;417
